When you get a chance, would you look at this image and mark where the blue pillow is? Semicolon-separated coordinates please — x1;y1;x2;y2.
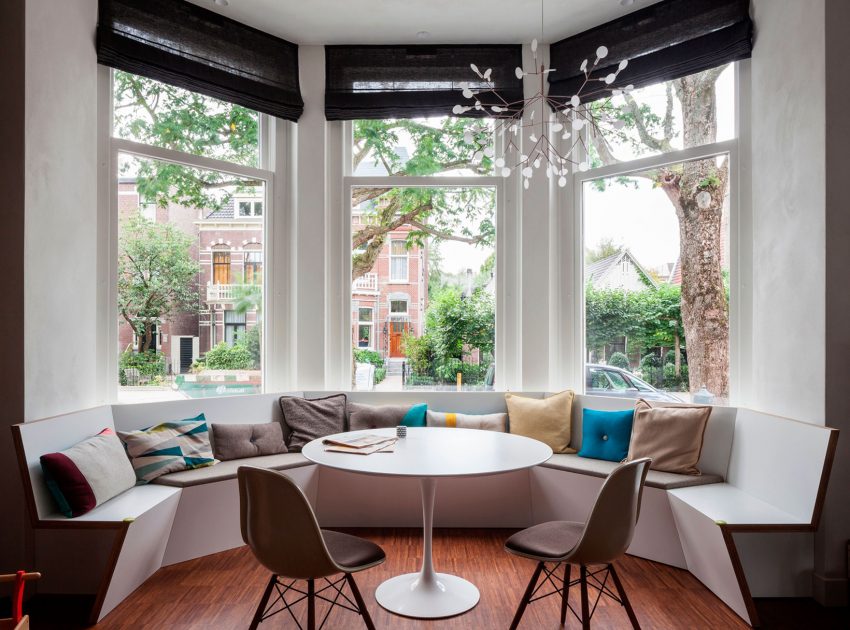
401;403;428;427
577;408;634;462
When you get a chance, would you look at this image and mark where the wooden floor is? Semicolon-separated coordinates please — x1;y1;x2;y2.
92;528;753;630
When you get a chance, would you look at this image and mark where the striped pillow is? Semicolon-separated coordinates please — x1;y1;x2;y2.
426;411;507;432
40;428;137;517
118;414;218;483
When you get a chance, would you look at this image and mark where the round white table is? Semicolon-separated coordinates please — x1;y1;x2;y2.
302;427;552;619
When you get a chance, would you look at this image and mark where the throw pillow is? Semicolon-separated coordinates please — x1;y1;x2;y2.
210;422;287;461
426;410;507;432
627;399;712;475
347;402;427;431
279;394;348;451
118;414;217;483
577;408;634;462
505;391;575;453
40;428;137;517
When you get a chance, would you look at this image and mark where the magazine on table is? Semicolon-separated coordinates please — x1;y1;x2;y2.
322;433;397;454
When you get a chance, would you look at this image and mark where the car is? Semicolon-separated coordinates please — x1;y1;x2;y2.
586;363;682;402
483;362;682;402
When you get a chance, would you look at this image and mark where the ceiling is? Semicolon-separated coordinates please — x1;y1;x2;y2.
188;0;659;46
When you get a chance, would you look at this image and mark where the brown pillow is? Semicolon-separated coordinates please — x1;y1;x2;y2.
505;391;576;454
627;399;712;475
279;394;347;452
210;423;287;461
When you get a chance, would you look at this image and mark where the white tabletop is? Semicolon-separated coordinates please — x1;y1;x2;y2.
302;427;552;478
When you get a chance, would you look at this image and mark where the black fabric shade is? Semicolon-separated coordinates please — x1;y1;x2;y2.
325;45;524;121
549;0;752;104
97;0;303;122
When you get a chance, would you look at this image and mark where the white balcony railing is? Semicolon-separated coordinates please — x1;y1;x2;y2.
207;283;239;302
352;272;378;293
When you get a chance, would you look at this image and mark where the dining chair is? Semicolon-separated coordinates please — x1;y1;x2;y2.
504;457;652;629
238;466;386;630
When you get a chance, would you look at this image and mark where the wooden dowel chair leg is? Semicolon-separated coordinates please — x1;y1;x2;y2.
307;578;315;630
609;564;641;630
561;563;571;626
580;565;590;630
510;561;544;630
249;575;276;630
346;572;376;630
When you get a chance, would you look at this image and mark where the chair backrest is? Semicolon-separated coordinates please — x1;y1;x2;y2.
237;466;338;579
567;458;651;565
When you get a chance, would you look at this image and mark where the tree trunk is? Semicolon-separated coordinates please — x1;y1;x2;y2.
674;330;681;377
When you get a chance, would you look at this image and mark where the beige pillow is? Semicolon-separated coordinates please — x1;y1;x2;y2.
426;410;507;432
627;399;712;475
505;391;575;453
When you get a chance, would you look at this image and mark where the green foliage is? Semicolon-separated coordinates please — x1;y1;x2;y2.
585;238;621;264
240;325;262;369
119;350;166;385
114;71;259;210
354;349;384;368
118;213;199;352
663;363;690;391
425;286;495;362
204;342;253;370
233;284;263;317
403;334;435;376
608;352;630;370
374;367;387;384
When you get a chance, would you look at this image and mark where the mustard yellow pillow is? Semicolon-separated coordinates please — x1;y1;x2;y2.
505;391;575;453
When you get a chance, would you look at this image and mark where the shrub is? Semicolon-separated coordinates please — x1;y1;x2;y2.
405;374;436;387
608;352;630;370
354;349;384;368
119;349;166;384
374;367;387;384
664;349;687;366
241;325;262;369
639;353;662;387
434;359;488;385
663;363;690;391
204;342;253;370
403;334;435;376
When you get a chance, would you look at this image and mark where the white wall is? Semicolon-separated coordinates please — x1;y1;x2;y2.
747;0;826;424
24;0;99;421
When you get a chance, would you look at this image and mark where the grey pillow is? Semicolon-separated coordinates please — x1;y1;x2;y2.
279;394;348;452
210;423;287;461
348;402;421;431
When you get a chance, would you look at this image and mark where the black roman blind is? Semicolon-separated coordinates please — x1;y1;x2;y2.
549;0;752;103
325;45;524;121
97;0;304;121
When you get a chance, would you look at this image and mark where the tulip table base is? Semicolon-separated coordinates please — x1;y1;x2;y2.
374;478;480;618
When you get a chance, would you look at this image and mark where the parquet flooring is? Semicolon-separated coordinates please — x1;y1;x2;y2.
91;528;756;629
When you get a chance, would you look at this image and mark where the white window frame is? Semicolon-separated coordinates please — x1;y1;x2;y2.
388;239;409;283
335;120;510;391
389;298;408;315
568;61;749;404
98;66;293;401
357;306;374;350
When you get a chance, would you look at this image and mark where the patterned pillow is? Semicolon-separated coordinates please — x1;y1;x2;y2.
40;428;137;517
118;414;218;483
426;410;507;432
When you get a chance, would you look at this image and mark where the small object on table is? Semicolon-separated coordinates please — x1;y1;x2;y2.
396;425;407;439
322;433;397;454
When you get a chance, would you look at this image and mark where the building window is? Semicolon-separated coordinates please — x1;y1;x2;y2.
389;240;408;283
213;251;232;284
245;251;262;284
224;310;246;346
357;307;373;349
389;299;408;314
579;64;737;404
112;70;270;402
238;199;263;217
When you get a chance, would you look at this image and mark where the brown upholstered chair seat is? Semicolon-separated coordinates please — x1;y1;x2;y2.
322;530;386;570
505;521;584;560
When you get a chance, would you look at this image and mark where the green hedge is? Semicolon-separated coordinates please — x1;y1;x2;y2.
119;350;165;385
205;342;253;370
354;349;384;368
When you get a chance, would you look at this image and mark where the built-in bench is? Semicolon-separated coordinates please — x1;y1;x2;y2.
13;391;837;626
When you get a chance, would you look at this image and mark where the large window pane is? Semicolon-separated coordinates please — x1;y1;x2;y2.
586;65;735;164
353;118;493;177
113;70;259;168
117;154;265;402
352;187;496;391
583;155;730;404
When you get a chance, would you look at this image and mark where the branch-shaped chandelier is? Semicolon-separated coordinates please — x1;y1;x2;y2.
455;2;633;189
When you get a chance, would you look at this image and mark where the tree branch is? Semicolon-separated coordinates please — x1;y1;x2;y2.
622;93;673;153
407;220;487;245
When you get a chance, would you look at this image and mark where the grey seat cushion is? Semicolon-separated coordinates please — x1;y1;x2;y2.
541;454;723;490
322;530;386;570
505;521;584;560
152;453;311;488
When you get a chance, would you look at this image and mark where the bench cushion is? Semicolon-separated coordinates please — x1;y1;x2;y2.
541;454;723;490
151;453;312;487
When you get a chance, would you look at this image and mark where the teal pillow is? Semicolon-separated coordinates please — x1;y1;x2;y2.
402;403;428;427
577;408;634;462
